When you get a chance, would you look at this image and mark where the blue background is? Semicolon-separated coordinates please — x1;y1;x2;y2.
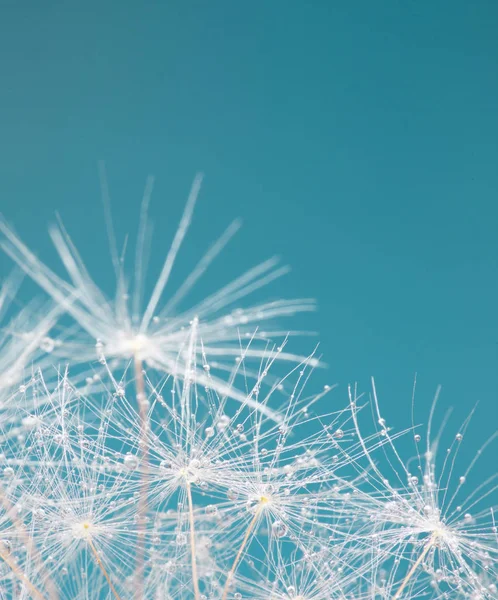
0;3;497;456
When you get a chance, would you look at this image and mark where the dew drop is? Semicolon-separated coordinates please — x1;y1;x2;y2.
227;488;238;501
246;498;260;513
40;337;55;353
271;520;287;538
217;415;230;431
3;467;14;479
123;454;139;471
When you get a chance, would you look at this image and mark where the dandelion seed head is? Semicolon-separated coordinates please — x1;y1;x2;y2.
0;175;495;600
108;330;156;362
71;520;96;540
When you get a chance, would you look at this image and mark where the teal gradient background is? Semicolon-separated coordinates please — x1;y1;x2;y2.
0;3;497;457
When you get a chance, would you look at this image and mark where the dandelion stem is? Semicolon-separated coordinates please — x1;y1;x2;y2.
134;356;149;600
0;550;46;600
186;482;201;600
0;490;58;600
88;538;122;600
392;534;435;600
221;506;261;600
